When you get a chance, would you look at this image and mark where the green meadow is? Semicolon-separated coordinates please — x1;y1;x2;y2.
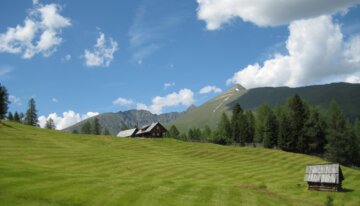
0;122;359;206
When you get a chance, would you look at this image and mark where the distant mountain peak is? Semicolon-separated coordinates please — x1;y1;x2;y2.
186;104;197;113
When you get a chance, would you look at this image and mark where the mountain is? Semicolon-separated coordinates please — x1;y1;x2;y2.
63;110;182;135
171;82;360;132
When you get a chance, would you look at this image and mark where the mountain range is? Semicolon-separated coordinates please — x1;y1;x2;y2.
63;82;360;135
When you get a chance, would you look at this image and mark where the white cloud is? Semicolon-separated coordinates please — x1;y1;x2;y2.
38;110;99;130
32;0;39;5
0;3;70;58
227;16;360;88
164;82;175;90
9;95;21;105
196;0;359;30
0;65;13;76
112;97;134;106
83;32;118;67
63;54;71;61
199;85;222;94
52;97;58;103
137;89;194;114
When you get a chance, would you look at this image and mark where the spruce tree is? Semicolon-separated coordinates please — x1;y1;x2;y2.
0;84;9;120
215;113;231;144
278;110;292;151
254;103;271;143
8;112;13;121
305;108;326;154
13;111;20;123
81;121;92;134
169;125;180;138
262;108;278;148
45;118;56;130
91;117;101;135
24;98;38;126
244;110;255;143
325;101;359;166
231;103;243;143
286;94;308;152
202;125;212;140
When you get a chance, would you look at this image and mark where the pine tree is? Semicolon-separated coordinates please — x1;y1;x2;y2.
278;109;292;151
202;125;212;140
7;112;13;121
169;125;180;138
286;94;308;152
214;113;232;144
103;127;110;135
254;103;271;143
91;117;101;135
13;111;20;123
325;101;359;166
244;110;255;143
45;118;56;130
81;121;92;134
231;103;243;144
0;84;9;120
262;108;278;148
24;98;38;126
305;108;326;154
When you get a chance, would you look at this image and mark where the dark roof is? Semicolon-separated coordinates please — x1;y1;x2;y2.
304;163;344;184
136;122;166;135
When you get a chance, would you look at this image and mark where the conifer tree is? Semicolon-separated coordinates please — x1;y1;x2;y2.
13;111;20;123
254;103;271;143
244;110;255;143
81;121;92;134
91;117;101;135
202;125;212;140
24;98;38;126
45;118;56;130
262;108;278;148
72;129;79;134
278;109;292;151
19;112;25;123
214;112;231;144
0;84;9;120
7;112;13;121
305;108;326;154
169;125;180;138
325;101;359;166
231;103;243;143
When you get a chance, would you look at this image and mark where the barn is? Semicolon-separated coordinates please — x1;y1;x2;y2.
116;122;168;138
135;122;167;138
304;163;344;191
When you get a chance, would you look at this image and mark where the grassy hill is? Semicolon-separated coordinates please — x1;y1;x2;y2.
172;82;360;132
1;122;360;206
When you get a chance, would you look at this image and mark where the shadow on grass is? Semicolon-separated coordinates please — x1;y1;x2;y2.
341;188;354;193
0;122;13;128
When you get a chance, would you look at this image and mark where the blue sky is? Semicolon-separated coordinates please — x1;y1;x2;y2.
1;0;360;129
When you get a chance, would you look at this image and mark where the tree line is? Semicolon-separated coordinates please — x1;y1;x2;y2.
74;117;111;136
169;94;360;167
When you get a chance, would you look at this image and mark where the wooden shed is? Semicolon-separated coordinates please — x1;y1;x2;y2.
304;163;344;191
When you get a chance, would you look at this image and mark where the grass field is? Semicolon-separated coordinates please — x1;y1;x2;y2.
1;122;360;206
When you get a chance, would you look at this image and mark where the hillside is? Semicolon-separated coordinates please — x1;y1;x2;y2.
172;82;360;132
1;122;360;206
63;109;182;135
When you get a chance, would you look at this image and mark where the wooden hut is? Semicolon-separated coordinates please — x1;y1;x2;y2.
135;122;167;138
304;163;344;191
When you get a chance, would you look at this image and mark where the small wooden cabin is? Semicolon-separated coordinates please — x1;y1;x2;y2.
135;122;167;138
304;163;344;191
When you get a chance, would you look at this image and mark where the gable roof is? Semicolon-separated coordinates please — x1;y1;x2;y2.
304;163;344;184
136;122;166;135
117;128;138;137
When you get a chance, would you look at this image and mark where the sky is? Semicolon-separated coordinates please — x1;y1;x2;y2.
1;0;360;129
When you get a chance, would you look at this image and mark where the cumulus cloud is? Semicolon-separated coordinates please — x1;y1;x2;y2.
112;97;134;106
38;110;99;130
199;85;222;94
137;89;194;114
83;32;118;67
196;0;359;30
164;82;175;90
9;95;21;105
0;3;71;58
227;16;360;88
